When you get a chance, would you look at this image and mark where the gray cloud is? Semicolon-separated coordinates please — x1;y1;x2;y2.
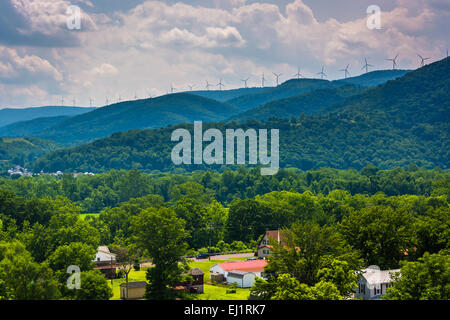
1;0;449;108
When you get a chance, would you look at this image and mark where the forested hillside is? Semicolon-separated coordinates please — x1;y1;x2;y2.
230;85;365;122
31;58;449;173
0;137;59;170
35;93;241;145
225;70;409;111
0;106;95;127
0;116;70;137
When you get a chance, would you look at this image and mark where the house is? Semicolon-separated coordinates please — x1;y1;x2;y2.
226;271;258;288
93;246;117;279
256;230;285;258
210;260;268;287
120;281;147;300
355;268;400;300
94;246;116;263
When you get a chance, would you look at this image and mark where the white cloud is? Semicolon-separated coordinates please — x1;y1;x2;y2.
1;0;449;107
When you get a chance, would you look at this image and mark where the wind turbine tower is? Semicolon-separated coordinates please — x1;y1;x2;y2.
317;66;327;79
386;54;399;70
261;73;266;88
273;72;282;86
339;64;350;78
205;80;212;91
361;57;374;74
417;54;430;67
293;67;303;79
241;77;250;88
217;79;225;91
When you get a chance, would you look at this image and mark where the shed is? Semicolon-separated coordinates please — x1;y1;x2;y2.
120;281;147;300
226;270;257;288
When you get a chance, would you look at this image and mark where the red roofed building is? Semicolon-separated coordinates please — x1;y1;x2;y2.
210;260;268;287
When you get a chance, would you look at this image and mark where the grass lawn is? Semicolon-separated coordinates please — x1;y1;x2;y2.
188;258;250;300
109;268;148;300
110;258;251;300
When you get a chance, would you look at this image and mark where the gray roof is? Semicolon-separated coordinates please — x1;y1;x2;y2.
190;268;204;276
361;268;401;285
120;281;147;288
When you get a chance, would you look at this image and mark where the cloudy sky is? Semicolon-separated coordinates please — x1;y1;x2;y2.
0;0;449;108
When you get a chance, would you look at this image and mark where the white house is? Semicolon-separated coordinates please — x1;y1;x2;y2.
94;246;116;263
210;260;268;287
226;270;258;288
256;230;285;258
355;267;400;300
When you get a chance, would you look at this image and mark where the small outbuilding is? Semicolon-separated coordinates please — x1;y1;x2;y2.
189;268;205;293
120;281;147;300
226;270;258;288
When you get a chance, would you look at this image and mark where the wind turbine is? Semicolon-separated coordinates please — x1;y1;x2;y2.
317;65;327;79
188;84;195;91
261;73;266;88
61;97;64;106
72;98;76;107
339;64;350;78
118;95;122;102
205;80;212;91
241;77;250;88
134;92;138;99
89;97;93;107
217;79;225;91
273;72;282;86
105;97;109;106
361;57;374;74
293;67;303;79
170;84;176;94
417;54;430;67
386;54;399;70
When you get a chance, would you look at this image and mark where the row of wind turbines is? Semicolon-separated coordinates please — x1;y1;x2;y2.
63;51;445;107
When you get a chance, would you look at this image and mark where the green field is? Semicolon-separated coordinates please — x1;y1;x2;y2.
110;258;250;300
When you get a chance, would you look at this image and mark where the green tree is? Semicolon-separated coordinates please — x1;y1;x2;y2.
131;207;189;299
383;251;450;300
0;241;60;300
72;270;113;300
47;242;96;286
339;205;415;269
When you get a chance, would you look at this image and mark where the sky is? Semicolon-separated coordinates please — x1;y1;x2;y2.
0;0;449;108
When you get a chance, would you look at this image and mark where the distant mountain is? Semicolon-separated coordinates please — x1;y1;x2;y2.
225;79;335;111
0;106;96;128
229;85;365;122
334;69;410;87
0;116;70;137
0;137;59;170
31;58;449;173
36;93;241;145
225;70;412;111
190;87;269;102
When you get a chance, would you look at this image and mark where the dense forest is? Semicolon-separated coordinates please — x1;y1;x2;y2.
0;166;448;299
